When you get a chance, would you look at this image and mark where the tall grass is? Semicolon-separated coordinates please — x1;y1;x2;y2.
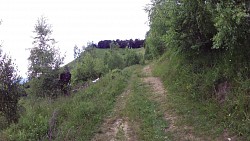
153;48;250;140
1;67;133;141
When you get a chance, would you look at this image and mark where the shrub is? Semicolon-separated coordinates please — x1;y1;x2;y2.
28;69;61;98
72;52;107;84
0;49;22;124
124;48;142;67
104;51;124;70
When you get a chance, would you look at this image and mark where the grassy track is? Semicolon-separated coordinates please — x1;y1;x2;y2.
122;66;171;141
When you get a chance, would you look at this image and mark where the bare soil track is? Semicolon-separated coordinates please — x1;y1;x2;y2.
92;85;137;141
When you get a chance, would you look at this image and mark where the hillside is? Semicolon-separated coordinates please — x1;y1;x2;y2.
0;45;249;140
0;47;147;140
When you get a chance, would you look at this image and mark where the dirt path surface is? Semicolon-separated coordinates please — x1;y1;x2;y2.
92;84;137;141
142;65;207;141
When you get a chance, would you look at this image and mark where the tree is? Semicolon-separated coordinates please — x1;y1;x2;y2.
28;16;64;97
28;16;64;79
144;0;172;58
211;0;250;50
74;45;81;59
0;48;22;124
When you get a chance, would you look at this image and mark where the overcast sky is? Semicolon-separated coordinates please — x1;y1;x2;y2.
0;0;150;78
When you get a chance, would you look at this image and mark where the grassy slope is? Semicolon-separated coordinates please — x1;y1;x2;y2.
0;47;146;140
0;67;133;140
152;53;250;140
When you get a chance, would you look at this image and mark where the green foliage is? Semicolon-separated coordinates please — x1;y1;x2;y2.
145;0;249;55
0;49;22;125
72;47;144;85
164;0;216;53
104;50;124;70
145;1;171;58
104;48;143;70
28;16;64;78
2;67;132;140
124;48;142;67
28;69;61;98
212;1;250;50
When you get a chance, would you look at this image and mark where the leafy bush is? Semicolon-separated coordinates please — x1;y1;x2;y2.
104;51;124;70
124;48;142;67
212;2;249;50
28;70;61;98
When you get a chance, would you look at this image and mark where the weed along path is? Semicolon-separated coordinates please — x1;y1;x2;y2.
142;65;206;141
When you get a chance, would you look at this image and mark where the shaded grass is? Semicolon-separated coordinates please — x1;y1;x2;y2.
1;67;133;141
123;67;171;141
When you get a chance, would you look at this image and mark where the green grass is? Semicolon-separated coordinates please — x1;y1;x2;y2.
123;67;171;141
1;67;133;141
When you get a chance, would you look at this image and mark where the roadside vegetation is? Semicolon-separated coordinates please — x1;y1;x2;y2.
146;0;250;140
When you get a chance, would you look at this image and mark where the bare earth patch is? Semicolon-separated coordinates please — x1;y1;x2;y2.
92;86;137;141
